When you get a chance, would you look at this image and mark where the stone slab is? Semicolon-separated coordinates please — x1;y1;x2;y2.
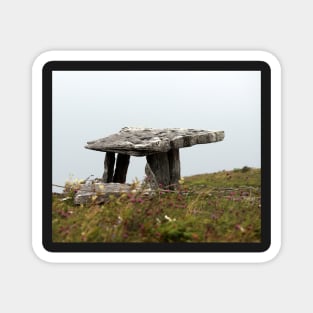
85;127;225;156
74;182;152;205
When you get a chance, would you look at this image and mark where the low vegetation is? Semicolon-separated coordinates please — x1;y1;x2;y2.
52;166;261;243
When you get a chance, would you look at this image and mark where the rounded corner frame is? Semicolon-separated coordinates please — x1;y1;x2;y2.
32;50;281;263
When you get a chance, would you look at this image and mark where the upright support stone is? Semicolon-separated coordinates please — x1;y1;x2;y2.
102;152;115;183
168;148;180;187
145;162;159;189
146;152;170;188
113;154;130;183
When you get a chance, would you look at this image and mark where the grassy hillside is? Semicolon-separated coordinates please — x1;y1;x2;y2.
52;166;261;243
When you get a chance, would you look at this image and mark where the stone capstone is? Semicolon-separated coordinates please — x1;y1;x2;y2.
85;127;225;156
84;127;225;189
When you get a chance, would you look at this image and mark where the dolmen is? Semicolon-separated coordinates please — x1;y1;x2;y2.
85;127;225;189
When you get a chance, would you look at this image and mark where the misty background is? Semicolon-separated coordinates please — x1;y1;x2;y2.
52;70;260;189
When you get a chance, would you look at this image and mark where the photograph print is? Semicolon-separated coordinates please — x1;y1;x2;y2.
45;60;270;252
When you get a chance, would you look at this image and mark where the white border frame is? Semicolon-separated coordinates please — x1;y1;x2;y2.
32;50;281;263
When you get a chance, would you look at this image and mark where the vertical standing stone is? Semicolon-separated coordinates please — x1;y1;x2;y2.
113;154;130;183
168;148;180;187
102;152;115;182
146;152;170;188
145;162;159;189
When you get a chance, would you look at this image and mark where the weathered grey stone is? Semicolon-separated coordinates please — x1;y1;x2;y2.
85;127;225;156
146;152;170;188
74;182;152;205
74;183;129;205
167;148;180;187
85;127;225;190
113;154;130;183
144;163;159;190
102;152;115;183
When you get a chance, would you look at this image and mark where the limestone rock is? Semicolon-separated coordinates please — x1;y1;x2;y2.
144;163;159;189
168;148;180;187
102;152;115;182
85;127;225;156
74;182;151;205
146;152;170;187
112;154;130;183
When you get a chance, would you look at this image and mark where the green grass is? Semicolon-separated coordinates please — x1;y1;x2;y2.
52;166;261;243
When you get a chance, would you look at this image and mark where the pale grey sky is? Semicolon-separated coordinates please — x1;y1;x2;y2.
52;70;260;188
